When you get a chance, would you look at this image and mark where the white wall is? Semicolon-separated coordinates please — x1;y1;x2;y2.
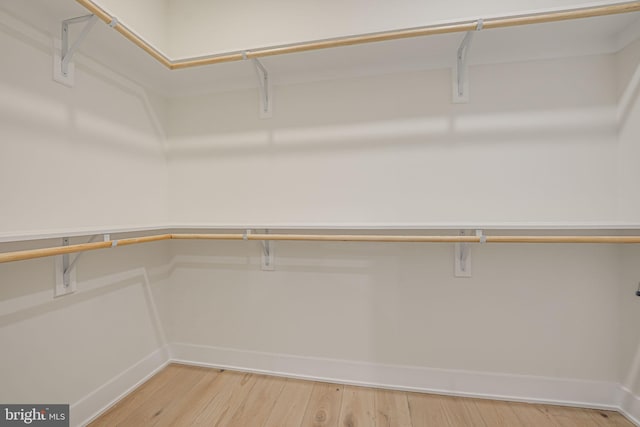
619;246;640;395
0;11;169;236
615;38;640;98
616;38;640;223
0;12;171;426
2;1;640;423
616;34;640;409
165;0;626;58
157;36;640;416
0;238;170;425
167;54;619;226
163;239;622;382
160;48;638;408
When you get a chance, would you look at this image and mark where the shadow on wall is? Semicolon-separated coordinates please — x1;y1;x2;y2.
166;54;619;158
1;275;142;326
164;239;622;379
0;258;168;350
0;8;166;158
167;107;617;159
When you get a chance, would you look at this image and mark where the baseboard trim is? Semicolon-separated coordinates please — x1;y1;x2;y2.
71;345;170;427
169;342;619;411
618;386;640;426
68;343;640;427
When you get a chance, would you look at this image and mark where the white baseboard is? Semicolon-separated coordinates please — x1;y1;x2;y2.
618;386;640;426
169;342;620;410
71;346;170;427
69;342;640;427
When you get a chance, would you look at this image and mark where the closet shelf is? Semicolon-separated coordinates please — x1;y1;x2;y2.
2;223;640;244
76;0;640;70
2;230;640;264
3;223;640;244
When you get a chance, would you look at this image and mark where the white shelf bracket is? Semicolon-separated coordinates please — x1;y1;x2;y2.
55;234;105;297
55;237;76;296
454;230;472;277
53;14;98;87
261;229;275;271
244;52;273;118
453;19;483;103
455;229;485;277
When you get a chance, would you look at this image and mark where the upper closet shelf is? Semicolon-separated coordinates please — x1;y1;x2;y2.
2;223;640;244
74;1;640;70
4;0;636;96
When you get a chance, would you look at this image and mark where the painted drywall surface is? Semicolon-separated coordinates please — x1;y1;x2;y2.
0;17;168;236
616;39;640;223
167;54;618;226
615;38;640;99
618;246;640;396
616;40;640;396
163;239;621;381
0;16;171;416
0;239;169;406
165;0;626;58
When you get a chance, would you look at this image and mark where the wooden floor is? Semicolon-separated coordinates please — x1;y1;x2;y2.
90;364;632;427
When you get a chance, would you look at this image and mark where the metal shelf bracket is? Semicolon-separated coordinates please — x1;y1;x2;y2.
244;52;273;118
453;19;483;103
454;229;484;277
55;234;108;297
53;14;98;87
261;230;274;270
454;230;471;277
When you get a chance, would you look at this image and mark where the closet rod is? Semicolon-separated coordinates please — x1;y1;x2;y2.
2;233;640;264
0;234;171;264
75;0;640;70
174;233;640;244
72;0;171;67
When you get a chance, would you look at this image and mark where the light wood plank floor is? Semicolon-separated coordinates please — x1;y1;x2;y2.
89;364;632;427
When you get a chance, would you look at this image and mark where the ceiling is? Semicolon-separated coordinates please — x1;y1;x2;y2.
0;0;639;97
